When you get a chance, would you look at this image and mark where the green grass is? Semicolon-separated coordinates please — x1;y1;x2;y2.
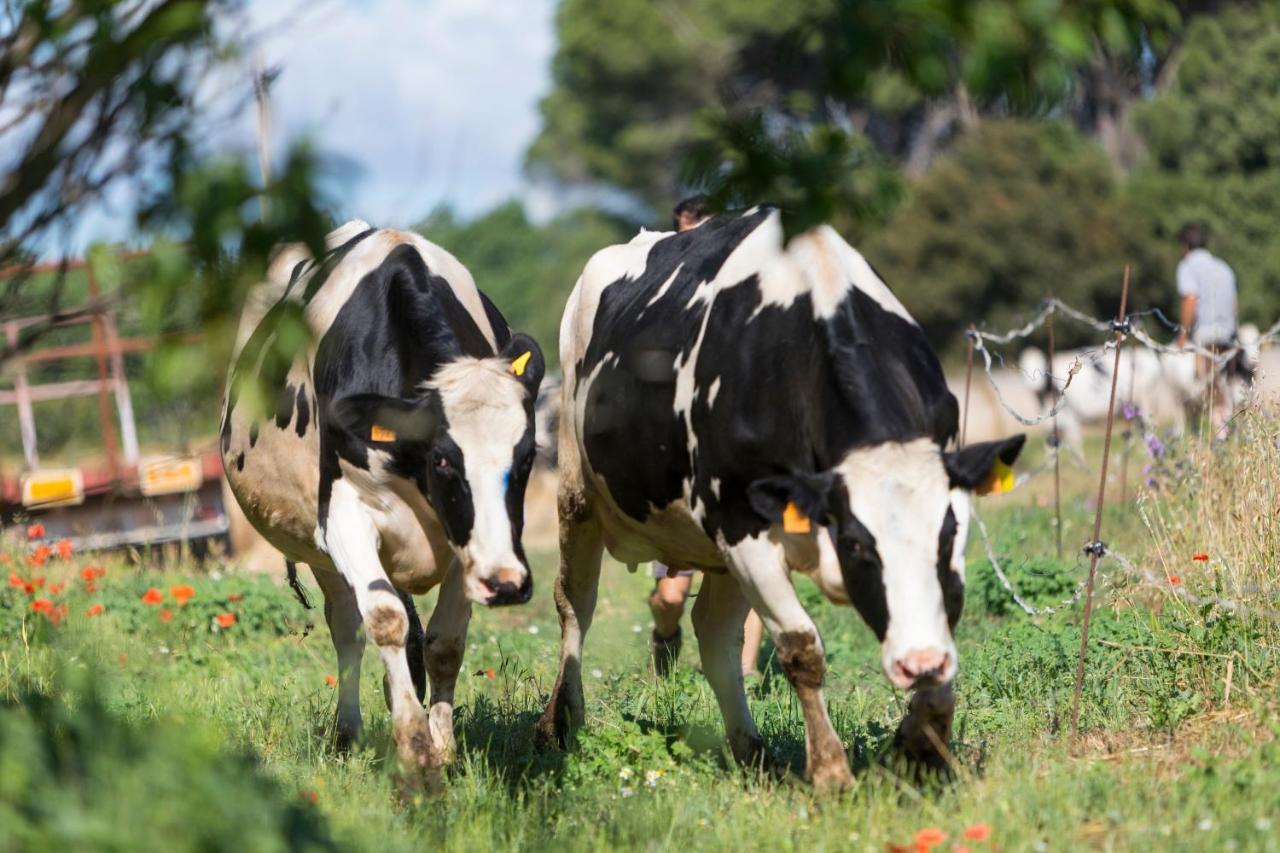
3;432;1280;850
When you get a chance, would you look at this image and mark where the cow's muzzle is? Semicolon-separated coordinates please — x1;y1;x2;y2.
888;647;954;691
478;567;532;607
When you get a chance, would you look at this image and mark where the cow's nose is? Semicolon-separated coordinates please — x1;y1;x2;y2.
481;568;532;607
891;648;951;690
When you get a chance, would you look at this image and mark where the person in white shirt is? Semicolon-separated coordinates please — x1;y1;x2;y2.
1175;222;1238;435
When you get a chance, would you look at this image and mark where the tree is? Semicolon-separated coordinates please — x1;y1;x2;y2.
0;0;330;371
1129;2;1280;325
866;121;1164;357
416;202;632;370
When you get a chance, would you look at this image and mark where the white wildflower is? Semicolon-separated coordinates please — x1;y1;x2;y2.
1199;818;1214;832
618;767;633;781
591;668;604;679
527;624;539;635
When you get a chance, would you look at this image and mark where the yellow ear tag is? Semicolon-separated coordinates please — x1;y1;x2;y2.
782;501;812;534
370;424;396;442
977;458;1015;496
509;351;532;377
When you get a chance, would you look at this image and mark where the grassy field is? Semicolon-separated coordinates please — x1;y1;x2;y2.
2;409;1279;851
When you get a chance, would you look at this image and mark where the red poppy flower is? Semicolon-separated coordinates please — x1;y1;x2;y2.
1192;552;1209;562
22;582;35;594
26;522;45;539
85;580;97;594
55;539;72;559
963;824;992;842
87;603;105;617
170;584;195;605
215;612;236;628
49;603;67;625
325;674;338;688
81;567;97;582
914;828;947;850
31;576;44;589
49;582;64;595
159;608;174;623
485;668;496;679
118;653;127;664
27;549;47;568
141;587;164;605
8;571;24;588
1170;576;1182;586
227;592;244;602
31;598;53;614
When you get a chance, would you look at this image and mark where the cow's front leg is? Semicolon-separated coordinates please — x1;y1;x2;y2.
314;566;365;752
536;503;603;748
423;558;472;772
691;571;765;766
892;683;954;773
724;533;852;791
322;481;433;792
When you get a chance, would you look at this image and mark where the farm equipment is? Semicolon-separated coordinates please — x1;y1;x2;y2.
0;257;230;556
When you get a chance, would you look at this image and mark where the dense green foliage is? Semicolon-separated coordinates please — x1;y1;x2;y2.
1130;3;1280;325
867;121;1166;355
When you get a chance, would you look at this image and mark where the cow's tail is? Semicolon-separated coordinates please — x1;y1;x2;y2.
285;560;313;609
1018;347;1053;402
1233;323;1261;386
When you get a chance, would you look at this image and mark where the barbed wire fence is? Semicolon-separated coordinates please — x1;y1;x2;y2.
957;271;1280;737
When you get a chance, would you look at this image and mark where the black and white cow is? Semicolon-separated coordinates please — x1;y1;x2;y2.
221;221;544;789
537;208;1022;789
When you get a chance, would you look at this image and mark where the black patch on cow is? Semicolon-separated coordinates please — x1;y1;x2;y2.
829;482;889;639
936;507;962;629
311;243;512;537
295;384;310;437
235;452;245;471
368;579;395;594
574;209;772;522
274;382;296;431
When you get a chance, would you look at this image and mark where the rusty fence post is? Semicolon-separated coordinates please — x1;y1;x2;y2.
1070;265;1131;739
1047;294;1063;561
961;327;975;447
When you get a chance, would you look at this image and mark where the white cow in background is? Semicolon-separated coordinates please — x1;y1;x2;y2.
1018;324;1259;453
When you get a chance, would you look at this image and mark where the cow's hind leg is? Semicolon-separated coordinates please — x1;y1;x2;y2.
536;502;603;748
423;558;472;771
691;571;766;767
723;534;852;792
322;481;433;791
314;566;365;752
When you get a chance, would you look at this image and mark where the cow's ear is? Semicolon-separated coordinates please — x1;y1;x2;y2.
747;472;836;532
502;333;545;395
945;435;1026;494
329;393;440;445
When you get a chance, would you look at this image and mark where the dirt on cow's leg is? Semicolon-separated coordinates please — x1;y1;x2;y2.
315;567;365;753
775;629;853;792
691;572;769;769
892;683;955;777
536;490;603;750
422;559;472;774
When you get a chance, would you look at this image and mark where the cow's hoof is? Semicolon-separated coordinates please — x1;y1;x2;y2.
534;703;568;750
333;716;361;755
809;761;855;794
730;733;777;774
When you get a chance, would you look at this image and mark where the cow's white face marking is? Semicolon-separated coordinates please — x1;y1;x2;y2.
837;438;958;689
429;358;531;605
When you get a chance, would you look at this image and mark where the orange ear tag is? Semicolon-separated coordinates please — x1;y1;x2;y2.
370;424;396;442
509;351;532;377
782;502;812;534
977;458;1015;496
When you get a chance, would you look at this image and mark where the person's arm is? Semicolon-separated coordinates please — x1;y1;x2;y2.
1178;294;1196;348
1176;259;1196;348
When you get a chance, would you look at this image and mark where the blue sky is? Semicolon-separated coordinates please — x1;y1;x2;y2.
245;0;557;225
34;0;557;254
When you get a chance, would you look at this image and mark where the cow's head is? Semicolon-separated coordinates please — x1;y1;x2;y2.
748;434;1023;691
332;334;545;606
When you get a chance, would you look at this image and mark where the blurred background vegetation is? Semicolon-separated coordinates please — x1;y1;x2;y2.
4;0;1280;462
